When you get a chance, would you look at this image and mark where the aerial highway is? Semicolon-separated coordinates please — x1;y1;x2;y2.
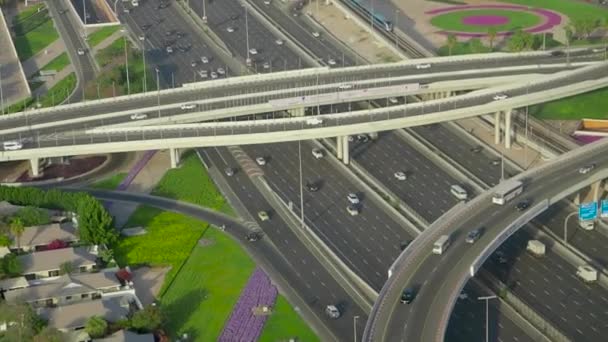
363;136;608;341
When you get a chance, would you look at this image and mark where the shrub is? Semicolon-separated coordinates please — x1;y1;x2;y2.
14;206;50;226
85;316;108;338
129;305;162;333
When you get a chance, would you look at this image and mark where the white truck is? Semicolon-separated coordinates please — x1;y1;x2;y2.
576;265;598;283
526;240;545;257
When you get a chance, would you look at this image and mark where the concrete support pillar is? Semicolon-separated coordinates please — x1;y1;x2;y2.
592;180;604;202
337;136;343;160
29;158;40;177
342;136;350;165
574;193;581;205
169;148;180;169
288;107;305;117
504;109;513;149
494;111;501;145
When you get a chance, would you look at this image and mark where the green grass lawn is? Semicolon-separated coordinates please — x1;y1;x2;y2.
160;228;255;341
152;150;235;216
259;296;320;342
11;5;59;61
39;73;77;107
88;26;121;47
499;0;608;24
431;9;542;33
90;173;128;190
530;87;608;120
41;53;70;73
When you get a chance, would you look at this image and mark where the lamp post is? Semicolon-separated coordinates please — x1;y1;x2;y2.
155;67;161;117
202;0;207;23
298;139;304;228
477;295;497;342
394;10;399;48
141;34;147;92
370;0;374;30
353;315;360;342
0;63;4;115
122;29;131;94
564;211;578;245
244;5;251;67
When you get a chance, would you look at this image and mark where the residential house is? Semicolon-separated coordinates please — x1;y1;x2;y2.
4;270;125;307
10;223;78;252
0;276;29;293
37;295;135;331
17;247;97;280
96;330;155;342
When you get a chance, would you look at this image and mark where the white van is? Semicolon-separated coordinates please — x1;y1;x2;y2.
579;220;595;231
450;185;468;200
433;235;451;255
2;141;23;151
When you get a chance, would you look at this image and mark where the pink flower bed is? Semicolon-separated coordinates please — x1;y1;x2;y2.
462;15;509;26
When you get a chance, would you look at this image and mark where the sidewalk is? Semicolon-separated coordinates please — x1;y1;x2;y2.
21;39;65;77
91;29;123;55
31;65;75;98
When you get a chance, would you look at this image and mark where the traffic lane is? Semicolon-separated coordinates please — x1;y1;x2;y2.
240;141;411;290
446;283;536;342
537;201;608;267
411;123;519;187
70;0;103;24
200;146;367;340
489;230;608;341
190;0;306;70
250;0;357;67
351;131;460;222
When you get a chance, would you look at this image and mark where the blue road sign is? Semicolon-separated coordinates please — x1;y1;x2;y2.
579;202;598;221
601;200;608;218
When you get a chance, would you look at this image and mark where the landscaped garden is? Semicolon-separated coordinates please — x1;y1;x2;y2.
91;173;128;190
11;4;59;61
431;8;542;33
87;25;121;47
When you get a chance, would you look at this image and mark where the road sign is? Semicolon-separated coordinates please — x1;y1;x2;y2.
601;199;608;218
579;202;598;221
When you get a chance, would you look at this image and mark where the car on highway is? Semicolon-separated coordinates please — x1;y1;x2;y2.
312;31;320;38
325;305;340;319
400;240;411;251
180;103;196;110
356;134;369;142
394;171;407;181
210;71;218;79
257;211;269;221
450;184;468;200
490;158;501;166
256;157;266;165
198;70;208;79
306;117;323;125
493;94;508;101
142;24;151;30
264;0;272;4
579;164;595;174
470;145;482;153
157;2;169;9
346;205;359;216
458;291;468;300
400;288;415;304
217;67;226;75
201;56;209;64
550;50;564;56
275;39;284;45
165;46;173;54
77;48;85;55
130;113;148;120
415;63;431;69
190;60;198;68
516;198;531;211
138;35;145;41
224;167;235;177
338;84;353;90
328;58;336;66
592;47;606;53
306;182;319;192
347;193;360;204
249;48;258;55
226;26;235;33
2;141;23;151
312;148;324;159
246;232;262;242
388;97;398;104
465;229;482;244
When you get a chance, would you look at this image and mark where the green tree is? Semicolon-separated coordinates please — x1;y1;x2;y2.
129;305;162;333
33;327;66;342
446;34;457;56
487;27;497;51
507;29;533;52
77;199;116;246
9;217;25;250
99;248;114;265
0;302;47;340
59;261;74;275
85;316;108;338
15;206;51;226
469;38;484;53
2;253;22;276
0;233;11;247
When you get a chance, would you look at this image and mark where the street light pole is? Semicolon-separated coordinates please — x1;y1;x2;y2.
370;0;374;31
477;295;497;342
353;315;360;342
298;140;304;228
564;211;578;245
202;0;207;23
0;64;4;115
155;67;161;117
124;33;130;94
142;35;147;92
394;10;399;48
244;5;251;66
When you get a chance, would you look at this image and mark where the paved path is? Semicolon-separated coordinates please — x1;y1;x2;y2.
91;29;123;55
21;39;66;77
31;65;75;98
0;8;30;108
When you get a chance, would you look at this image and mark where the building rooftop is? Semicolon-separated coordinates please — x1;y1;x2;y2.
11;223;78;249
38;295;133;330
96;330;154;342
0;276;29;291
17;247;97;274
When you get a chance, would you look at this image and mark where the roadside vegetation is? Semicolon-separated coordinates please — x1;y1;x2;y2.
41;52;70;73
90;173;128;190
11;4;59;61
530;87;608;120
87;25;121;47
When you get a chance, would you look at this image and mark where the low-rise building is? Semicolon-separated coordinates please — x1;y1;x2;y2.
96;330;155;342
10;223;78;252
17;247;97;280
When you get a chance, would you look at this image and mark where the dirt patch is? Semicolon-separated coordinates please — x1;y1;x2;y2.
131;266;171;306
198;238;216;247
16;156;106;182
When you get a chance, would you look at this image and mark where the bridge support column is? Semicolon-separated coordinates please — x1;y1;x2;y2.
29;158;40;178
337;136;343;160
592;180;604;202
504;109;513;149
342;136;350;165
494;111;501;145
169;148;180;169
288;107;305;117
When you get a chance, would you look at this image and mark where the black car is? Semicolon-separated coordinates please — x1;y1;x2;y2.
246;232;262;242
550;50;565;56
516;199;531;211
400;240;411;251
158;3;169;9
305;182;319;192
141;24;152;31
465;229;481;244
400;289;415;304
230;14;239;20
470;145;482;153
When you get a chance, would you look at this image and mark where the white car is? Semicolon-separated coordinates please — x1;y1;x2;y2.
312;31;320;38
130;113;148;120
388;97;398;104
458;292;469;300
180;103;196;110
346;205;359;216
275;39;284;45
226;26;235;33
263;62;270;69
77;48;85;55
256;157;266;165
138;35;145;41
312;148;324;159
166;46;173;54
201;56;209;64
217;67;226;75
306;117;323;125
263;0;271;4
416;63;431;69
198;70;208;78
210;71;218;79
394;171;407;181
592;47;606;53
493;94;508;101
257;211;269;221
338;84;353;90
249;48;258;55
347;193;360;204
579;164;595;174
2;141;23;151
328;58;336;66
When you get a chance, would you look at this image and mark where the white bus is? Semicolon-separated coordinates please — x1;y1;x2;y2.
492;179;523;205
432;235;451;255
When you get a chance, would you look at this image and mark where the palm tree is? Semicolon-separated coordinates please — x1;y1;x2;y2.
9;217;25;251
487;27;497;51
446;34;457;56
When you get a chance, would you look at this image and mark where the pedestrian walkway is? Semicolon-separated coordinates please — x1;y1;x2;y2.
21;39;65;77
91;29;123;55
31;65;75;98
